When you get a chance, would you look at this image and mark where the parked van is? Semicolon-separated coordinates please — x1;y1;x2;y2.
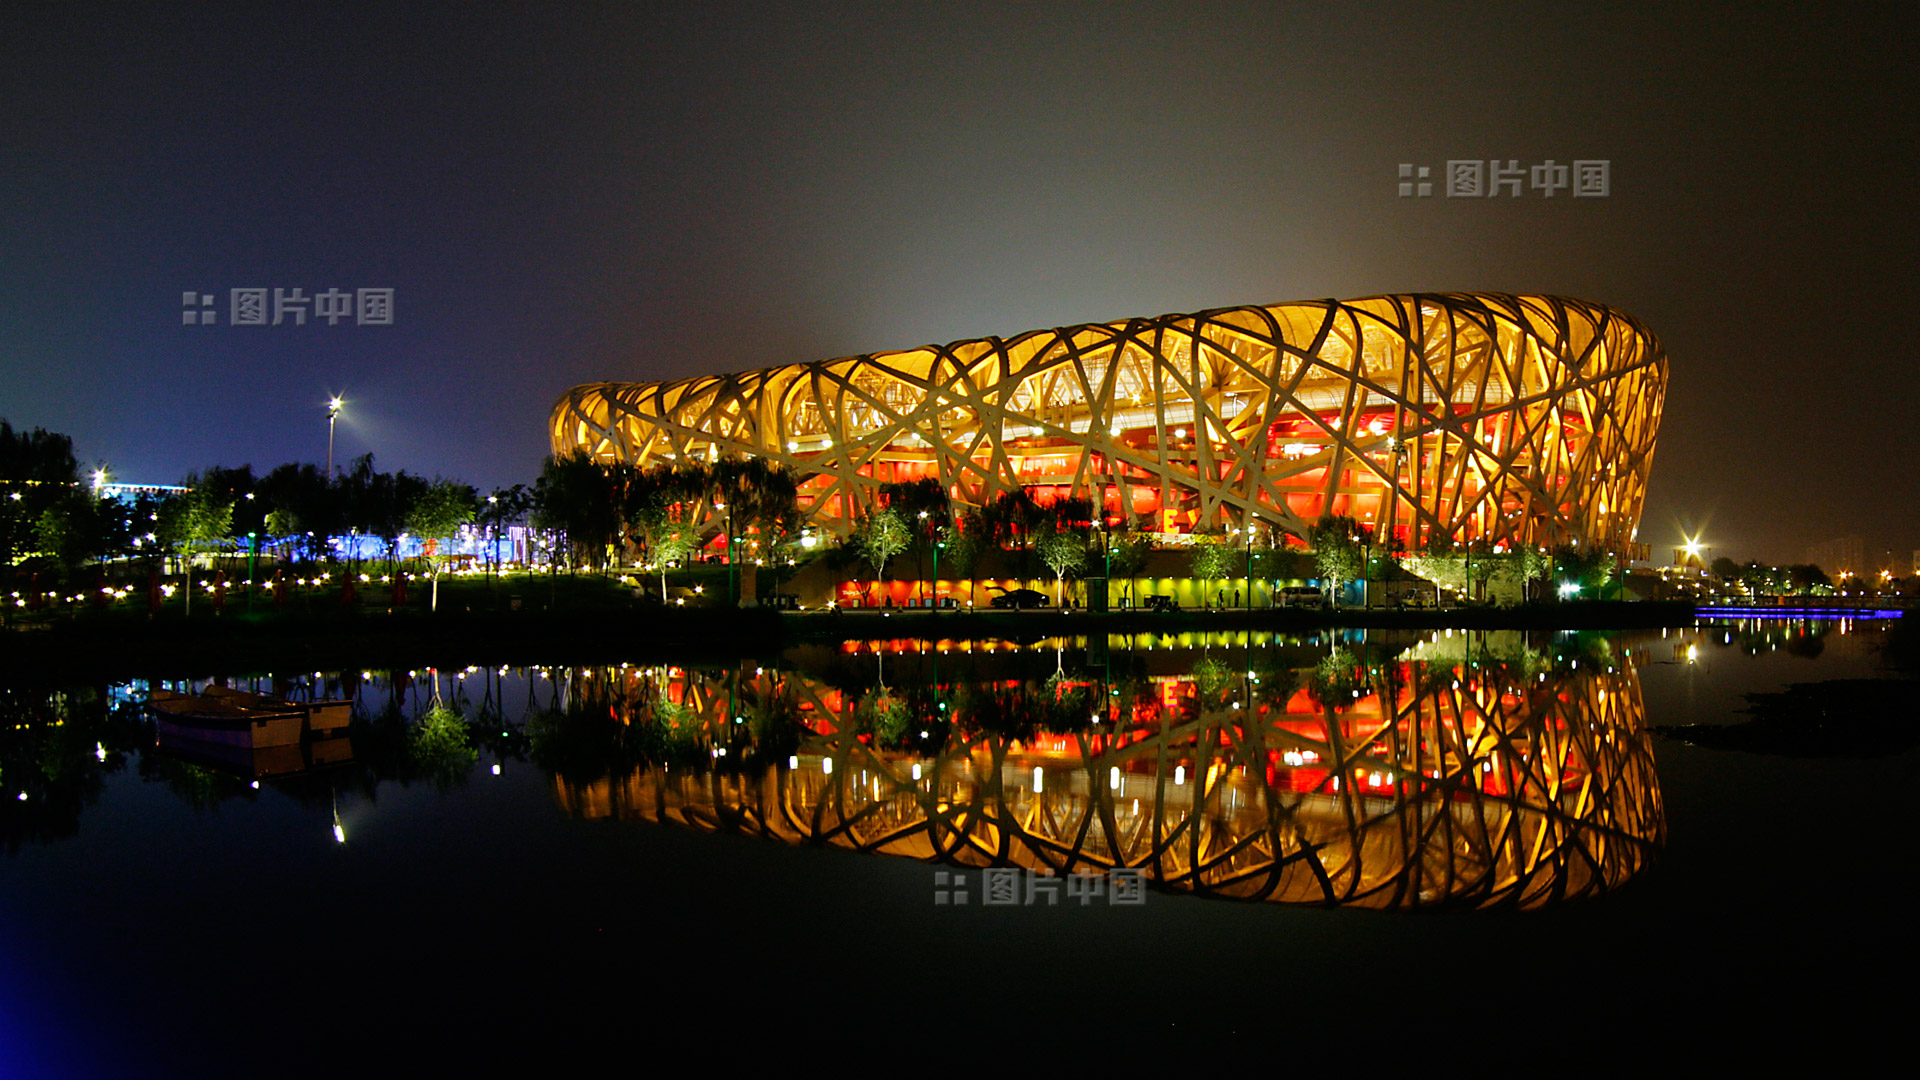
1279;585;1323;608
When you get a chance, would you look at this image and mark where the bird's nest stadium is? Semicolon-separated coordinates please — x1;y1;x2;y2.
551;293;1666;555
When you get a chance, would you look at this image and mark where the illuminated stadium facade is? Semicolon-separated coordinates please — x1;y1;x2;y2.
552;293;1666;555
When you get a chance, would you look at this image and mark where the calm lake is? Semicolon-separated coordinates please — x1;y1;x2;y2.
2;618;1912;1073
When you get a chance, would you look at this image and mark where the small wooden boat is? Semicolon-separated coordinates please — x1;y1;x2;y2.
147;690;306;750
199;686;354;738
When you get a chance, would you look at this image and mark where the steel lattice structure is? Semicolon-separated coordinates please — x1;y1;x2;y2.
553;293;1666;550
550;643;1662;911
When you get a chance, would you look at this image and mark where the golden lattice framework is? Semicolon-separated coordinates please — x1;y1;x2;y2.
550;641;1662;911
552;293;1666;551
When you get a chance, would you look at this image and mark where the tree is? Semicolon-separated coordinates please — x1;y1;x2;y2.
1710;555;1741;582
1548;542;1614;600
476;483;532;579
158;478;235;616
1;420;81;570
1401;533;1462;607
1306;515;1369;609
1489;545;1552;602
404;479;477;611
853;506;910;604
1787;563;1831;594
1031;496;1092;605
628;463;710;601
332;454;426;574
715;457;804;583
983;489;1046;587
940;509;988;607
31;488;114;582
257;461;337;562
531;451;621;571
1034;521;1088;605
881;477;950;602
1188;532;1236;606
1106;524;1155;606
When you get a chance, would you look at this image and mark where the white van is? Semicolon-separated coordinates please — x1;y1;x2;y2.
1279;585;1323;608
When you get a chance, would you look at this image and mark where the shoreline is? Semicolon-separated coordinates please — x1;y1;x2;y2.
0;601;1702;683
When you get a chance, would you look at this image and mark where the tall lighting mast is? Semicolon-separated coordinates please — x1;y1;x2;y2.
326;396;344;479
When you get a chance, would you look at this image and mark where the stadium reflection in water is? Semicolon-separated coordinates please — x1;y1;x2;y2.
550;631;1663;910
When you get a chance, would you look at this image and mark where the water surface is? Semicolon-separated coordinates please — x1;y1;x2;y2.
1;619;1910;1072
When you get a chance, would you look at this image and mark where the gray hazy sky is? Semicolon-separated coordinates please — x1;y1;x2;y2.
3;1;1915;565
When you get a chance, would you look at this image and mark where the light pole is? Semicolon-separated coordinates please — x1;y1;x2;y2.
932;535;943;614
717;501;736;606
1095;521;1111;612
326;396;344;480
917;510;930;607
485;494;498;585
1243;518;1253;609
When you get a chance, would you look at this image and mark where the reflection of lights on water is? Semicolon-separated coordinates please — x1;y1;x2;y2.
1687;644;1699;663
911;763;922;780
1032;768;1044;794
1110;767;1121;790
1174;766;1186;786
788;755;798;770
822;758;832;775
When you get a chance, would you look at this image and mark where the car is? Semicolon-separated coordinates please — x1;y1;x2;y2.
1142;595;1180;612
1279;585;1324;608
988;588;1049;609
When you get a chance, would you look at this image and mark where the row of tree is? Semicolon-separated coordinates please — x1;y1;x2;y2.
840;483;1394;607
3;420;487;610
527;452;805;599
7;414;1641;611
1707;557;1833;595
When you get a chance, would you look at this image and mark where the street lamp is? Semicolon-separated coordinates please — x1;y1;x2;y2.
1241;519;1253;609
326;396;344;479
1093;521;1111;611
921;530;936;611
714;501;736;605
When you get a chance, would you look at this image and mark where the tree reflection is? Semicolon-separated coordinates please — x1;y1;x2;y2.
549;632;1664;911
410;706;478;790
0;686;144;851
1;634;1669;911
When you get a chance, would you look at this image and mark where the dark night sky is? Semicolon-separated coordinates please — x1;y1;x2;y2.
3;1;1915;566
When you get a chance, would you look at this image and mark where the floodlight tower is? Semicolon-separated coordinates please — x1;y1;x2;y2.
326;396;344;479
